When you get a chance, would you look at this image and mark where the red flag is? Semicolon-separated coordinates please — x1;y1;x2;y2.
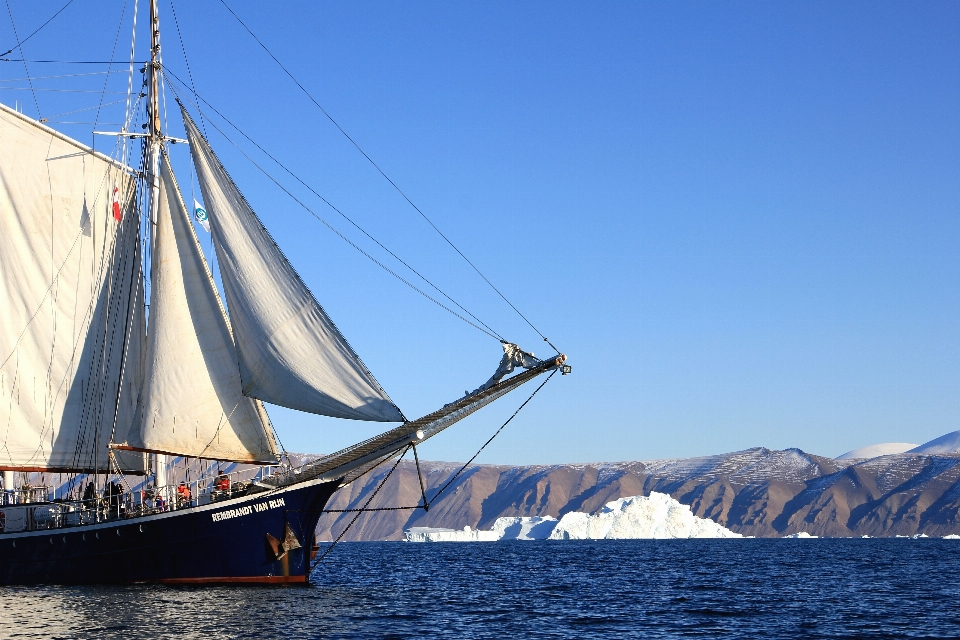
112;185;122;221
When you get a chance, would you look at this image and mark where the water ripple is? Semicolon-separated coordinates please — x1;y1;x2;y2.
2;539;960;638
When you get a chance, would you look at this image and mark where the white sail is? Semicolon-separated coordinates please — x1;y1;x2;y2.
0;103;145;472
182;109;404;422
118;155;278;463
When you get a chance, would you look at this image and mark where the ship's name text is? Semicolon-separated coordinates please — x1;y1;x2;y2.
211;498;286;522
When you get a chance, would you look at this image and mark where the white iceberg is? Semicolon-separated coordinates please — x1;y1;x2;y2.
403;525;499;542
944;534;960;539
492;516;558;540
547;492;741;540
782;532;818;539
404;494;741;542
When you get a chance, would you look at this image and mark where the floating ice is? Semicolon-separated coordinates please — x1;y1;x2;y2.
492;516;558;540
782;532;818;538
944;534;960;540
548;493;741;540
404;494;740;542
404;525;499;542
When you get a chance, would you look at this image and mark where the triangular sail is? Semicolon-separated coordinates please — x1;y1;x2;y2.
117;155;278;463
182;108;404;422
0;103;144;472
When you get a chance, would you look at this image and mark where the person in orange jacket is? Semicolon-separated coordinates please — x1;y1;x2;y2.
176;482;191;507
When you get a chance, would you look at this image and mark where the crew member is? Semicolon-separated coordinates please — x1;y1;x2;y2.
176;482;191;507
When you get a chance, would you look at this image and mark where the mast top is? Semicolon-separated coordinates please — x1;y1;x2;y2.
148;0;162;146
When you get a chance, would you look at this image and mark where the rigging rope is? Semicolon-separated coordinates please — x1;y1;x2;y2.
0;59;127;64
0;87;127;93
422;369;557;506
162;67;505;342
217;0;559;353
310;446;409;571
0;70;123;81
312;368;554;570
91;0;128;152
0;0;75;58
164;78;504;341
167;0;206;138
4;0;41;118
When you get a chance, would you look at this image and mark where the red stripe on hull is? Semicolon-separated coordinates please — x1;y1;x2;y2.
158;575;306;585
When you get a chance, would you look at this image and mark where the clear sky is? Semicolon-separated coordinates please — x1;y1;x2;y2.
3;1;960;464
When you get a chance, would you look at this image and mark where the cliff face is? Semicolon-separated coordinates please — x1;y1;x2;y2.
314;448;960;540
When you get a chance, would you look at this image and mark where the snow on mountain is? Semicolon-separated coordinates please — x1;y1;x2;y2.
640;447;826;484
320;440;960;540
548;493;742;540
909;431;960;454
836;443;919;460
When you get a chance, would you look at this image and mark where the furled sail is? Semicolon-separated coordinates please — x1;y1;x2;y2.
0;103;145;472
182;108;404;422
116;155;278;463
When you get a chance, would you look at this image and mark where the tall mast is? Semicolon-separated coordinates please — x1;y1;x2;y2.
147;0;162;231
145;0;168;492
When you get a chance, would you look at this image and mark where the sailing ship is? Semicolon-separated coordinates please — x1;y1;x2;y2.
0;2;567;584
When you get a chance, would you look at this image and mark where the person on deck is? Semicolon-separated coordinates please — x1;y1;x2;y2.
142;484;155;511
176;482;191;507
215;473;230;494
82;482;95;508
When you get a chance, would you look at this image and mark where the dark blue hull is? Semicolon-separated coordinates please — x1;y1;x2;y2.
0;480;338;585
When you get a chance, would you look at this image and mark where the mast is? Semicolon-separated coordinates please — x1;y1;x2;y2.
146;0;168;491
147;0;162;232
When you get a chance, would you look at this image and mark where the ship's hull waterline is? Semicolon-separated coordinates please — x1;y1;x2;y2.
0;481;337;585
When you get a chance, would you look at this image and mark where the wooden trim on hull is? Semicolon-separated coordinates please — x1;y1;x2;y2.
158;575;306;585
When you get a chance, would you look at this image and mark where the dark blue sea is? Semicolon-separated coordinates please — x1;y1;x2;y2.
4;539;959;638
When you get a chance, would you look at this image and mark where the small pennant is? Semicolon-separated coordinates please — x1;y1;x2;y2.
112;184;122;221
194;199;210;232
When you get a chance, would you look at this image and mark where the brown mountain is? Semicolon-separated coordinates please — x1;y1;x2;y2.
314;448;960;540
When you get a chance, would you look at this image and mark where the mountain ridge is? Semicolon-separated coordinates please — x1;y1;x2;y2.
314;445;960;541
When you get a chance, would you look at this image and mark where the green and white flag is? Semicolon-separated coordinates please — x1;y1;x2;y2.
194;199;210;232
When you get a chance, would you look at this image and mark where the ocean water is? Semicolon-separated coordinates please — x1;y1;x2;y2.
4;539;960;639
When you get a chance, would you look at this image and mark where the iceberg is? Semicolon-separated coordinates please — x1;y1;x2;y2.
493;516;558;540
404;494;741;542
548;493;741;540
404;526;500;543
782;532;818;538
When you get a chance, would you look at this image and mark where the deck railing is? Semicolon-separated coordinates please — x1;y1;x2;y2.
0;467;275;533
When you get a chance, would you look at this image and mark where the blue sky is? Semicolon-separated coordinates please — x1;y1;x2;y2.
3;1;960;463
